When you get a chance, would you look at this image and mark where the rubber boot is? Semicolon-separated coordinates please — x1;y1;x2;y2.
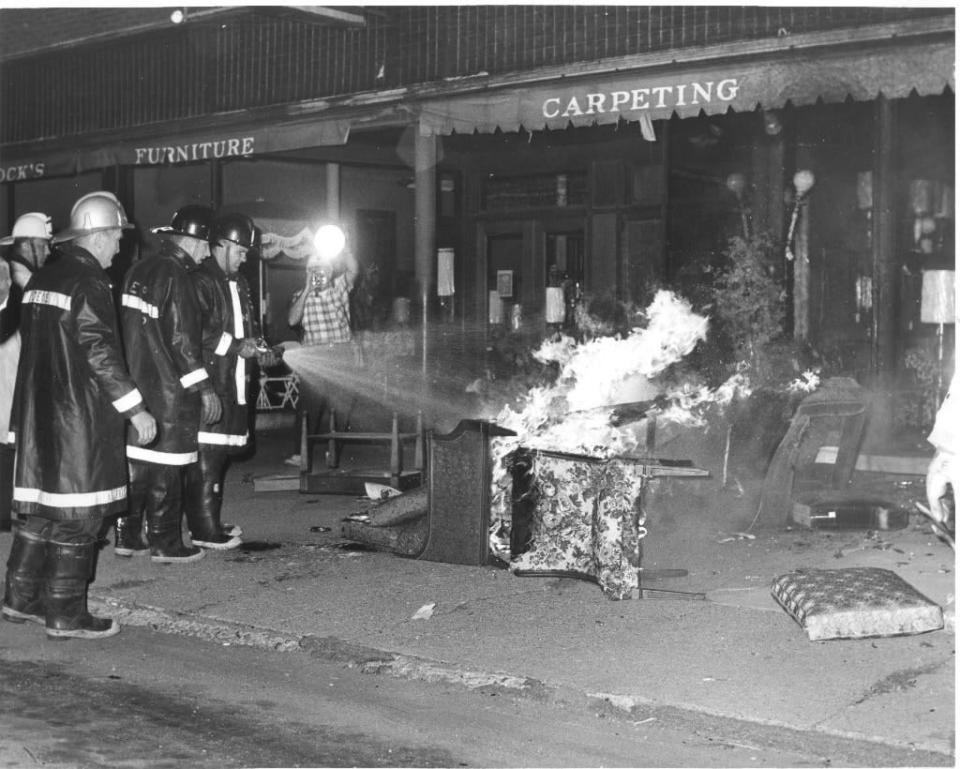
147;504;204;564
2;527;47;625
184;451;241;550
114;514;148;557
137;464;204;564
44;538;119;640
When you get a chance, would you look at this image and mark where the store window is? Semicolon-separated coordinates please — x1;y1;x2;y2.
481;171;587;212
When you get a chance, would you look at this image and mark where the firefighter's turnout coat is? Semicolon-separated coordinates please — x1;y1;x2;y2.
121;239;211;466
10;243;146;520
192;257;258;453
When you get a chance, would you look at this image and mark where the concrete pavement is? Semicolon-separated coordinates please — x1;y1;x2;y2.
2;425;954;765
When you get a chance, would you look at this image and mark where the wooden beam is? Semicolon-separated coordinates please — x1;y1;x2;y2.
286;6;367;26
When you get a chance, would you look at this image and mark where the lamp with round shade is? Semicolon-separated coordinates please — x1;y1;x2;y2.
921;269;956;398
785;170;815;261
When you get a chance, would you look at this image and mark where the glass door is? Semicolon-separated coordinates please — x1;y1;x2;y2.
487;233;523;327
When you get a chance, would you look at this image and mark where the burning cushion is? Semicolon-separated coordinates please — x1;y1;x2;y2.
771;567;944;641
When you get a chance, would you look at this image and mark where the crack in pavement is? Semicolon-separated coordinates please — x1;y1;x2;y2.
852;660;950;705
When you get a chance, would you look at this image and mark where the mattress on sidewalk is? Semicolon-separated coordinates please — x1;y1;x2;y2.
771;567;944;641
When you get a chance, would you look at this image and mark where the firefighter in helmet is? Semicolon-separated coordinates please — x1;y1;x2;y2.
115;204;222;563
1;211;54;532
2;191;156;639
184;212;279;549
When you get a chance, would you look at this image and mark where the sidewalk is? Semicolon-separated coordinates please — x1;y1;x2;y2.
6;425;954;764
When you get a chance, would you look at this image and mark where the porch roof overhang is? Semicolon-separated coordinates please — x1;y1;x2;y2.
0;102;403;184
416;17;955;137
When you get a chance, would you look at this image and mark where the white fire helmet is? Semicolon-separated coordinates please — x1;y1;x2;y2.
0;212;53;246
52;191;134;243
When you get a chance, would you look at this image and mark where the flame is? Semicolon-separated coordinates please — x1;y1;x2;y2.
486;289;718;559
787;369;821;393
493;290;709;450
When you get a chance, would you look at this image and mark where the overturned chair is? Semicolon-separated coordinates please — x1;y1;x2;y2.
339;419;513;563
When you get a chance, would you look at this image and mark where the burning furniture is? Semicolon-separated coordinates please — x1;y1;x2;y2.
508;448;708;599
340;290;714;595
341;419;708;600
420;419;517;565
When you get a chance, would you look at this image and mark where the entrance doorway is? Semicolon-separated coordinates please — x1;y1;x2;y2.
487;233;523;326
353;209;396;331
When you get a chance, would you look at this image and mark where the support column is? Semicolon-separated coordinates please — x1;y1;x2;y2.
793;195;810;342
751;119;786;282
210;158;223;209
869;96;898;445
326;162;341;221
872;97;898;378
103;164;135;216
103;164;137;285
414;125;437;376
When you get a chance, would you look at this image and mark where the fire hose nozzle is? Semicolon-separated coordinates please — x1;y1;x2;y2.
253;337;274;354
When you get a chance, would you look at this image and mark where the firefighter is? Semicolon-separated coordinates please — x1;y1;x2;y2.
184;212;279;549
116;204;222;563
1;191;157;639
1;212;53;532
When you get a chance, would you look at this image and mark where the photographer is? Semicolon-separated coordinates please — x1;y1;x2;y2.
284;225;359;465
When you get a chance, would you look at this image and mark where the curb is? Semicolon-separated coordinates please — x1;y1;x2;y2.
91;596;303;652
91;595;954;765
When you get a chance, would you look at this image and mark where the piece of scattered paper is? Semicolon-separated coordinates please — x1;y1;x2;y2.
365;482;402;500
717;532;756;543
411;603;436;620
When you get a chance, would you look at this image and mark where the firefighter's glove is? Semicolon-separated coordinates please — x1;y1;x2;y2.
237;338;259;359
130;410;158;446
201;391;223;425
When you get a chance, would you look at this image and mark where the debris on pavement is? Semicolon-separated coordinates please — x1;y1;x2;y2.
365;482;402;500
411;602;436;620
717;532;756;543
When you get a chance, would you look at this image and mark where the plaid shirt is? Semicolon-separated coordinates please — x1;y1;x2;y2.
295;273;353;346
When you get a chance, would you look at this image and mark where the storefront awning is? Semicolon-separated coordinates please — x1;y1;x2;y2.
0;113;359;184
418;38;955;137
